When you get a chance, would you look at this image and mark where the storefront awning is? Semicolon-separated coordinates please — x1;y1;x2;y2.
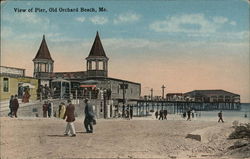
80;85;96;88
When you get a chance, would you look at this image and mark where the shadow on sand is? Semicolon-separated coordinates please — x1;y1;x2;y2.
47;135;67;137
47;132;89;137
76;131;88;134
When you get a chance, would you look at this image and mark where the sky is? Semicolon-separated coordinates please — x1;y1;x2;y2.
1;0;250;102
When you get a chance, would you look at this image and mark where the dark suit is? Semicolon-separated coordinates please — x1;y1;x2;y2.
84;103;95;132
12;98;19;118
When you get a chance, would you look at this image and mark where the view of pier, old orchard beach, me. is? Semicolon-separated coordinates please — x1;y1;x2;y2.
0;0;249;159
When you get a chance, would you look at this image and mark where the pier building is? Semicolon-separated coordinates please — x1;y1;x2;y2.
33;32;141;117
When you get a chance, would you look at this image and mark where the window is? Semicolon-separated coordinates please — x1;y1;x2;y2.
3;78;9;92
99;61;104;70
35;64;39;72
40;64;46;72
92;61;96;70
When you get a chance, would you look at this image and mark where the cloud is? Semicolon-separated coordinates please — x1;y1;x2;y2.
113;12;141;24
4;12;57;25
75;16;86;23
7;32;61;41
50;37;81;42
149;14;236;35
89;16;108;25
17;13;49;24
150;14;217;33
1;27;13;38
2;13;58;38
230;21;237;26
213;16;228;24
241;0;250;4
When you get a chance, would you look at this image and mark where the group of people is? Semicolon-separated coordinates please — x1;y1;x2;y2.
42;100;54;118
37;84;51;100
8;95;19;118
154;108;225;122
62;98;96;137
155;109;168;120
22;89;31;103
125;106;133;119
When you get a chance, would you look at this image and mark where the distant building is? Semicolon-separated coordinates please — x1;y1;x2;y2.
0;66;38;101
184;90;240;103
33;32;141;102
166;93;185;101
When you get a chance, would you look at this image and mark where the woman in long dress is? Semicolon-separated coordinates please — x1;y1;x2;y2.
59;102;66;119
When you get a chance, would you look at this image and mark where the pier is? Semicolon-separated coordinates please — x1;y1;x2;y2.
129;99;241;117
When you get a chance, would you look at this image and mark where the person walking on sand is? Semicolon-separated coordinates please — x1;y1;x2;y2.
218;111;224;123
164;109;168;120
47;101;53;118
12;95;19;118
130;106;133;119
8;95;14;117
187;110;191;121
63;100;76;137
42;101;48;118
155;110;159;119
84;99;95;133
126;107;130;119
58;102;66;119
159;109;164;120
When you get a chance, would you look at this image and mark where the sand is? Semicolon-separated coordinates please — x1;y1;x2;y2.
0;117;249;159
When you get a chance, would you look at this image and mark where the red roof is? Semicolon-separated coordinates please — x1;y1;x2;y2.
87;31;107;58
33;35;53;61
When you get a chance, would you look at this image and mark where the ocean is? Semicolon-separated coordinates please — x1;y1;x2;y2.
193;103;250;122
141;103;250;122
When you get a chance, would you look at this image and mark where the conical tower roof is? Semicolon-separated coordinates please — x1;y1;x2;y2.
87;32;107;58
33;35;53;61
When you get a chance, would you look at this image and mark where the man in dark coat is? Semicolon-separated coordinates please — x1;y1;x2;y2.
42;101;48;118
129;106;133;119
12;95;19;118
84;99;95;133
163;110;168;120
48;101;52;118
155;111;159;119
63;100;76;137
8;95;14;117
159;109;164;120
187;110;191;121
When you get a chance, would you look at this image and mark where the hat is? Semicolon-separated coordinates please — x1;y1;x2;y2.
84;98;89;103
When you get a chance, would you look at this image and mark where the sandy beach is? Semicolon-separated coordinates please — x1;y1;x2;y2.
0;117;249;159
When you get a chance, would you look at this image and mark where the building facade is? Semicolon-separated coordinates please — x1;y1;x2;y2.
0;66;38;101
184;90;240;103
33;32;141;102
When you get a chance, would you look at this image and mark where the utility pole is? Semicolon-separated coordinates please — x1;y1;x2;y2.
150;88;153;100
161;85;166;100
